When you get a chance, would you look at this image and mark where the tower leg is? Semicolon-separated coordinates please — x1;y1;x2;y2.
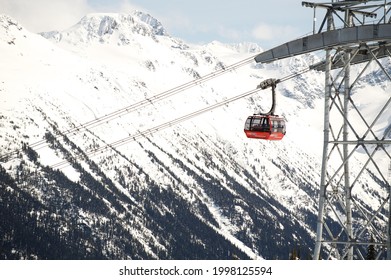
388;165;391;259
343;50;353;260
313;46;331;260
313;11;334;260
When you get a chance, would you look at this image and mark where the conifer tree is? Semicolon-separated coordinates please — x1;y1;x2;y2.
366;236;376;260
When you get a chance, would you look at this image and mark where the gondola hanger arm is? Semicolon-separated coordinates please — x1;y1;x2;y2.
257;78;281;90
256;78;281;116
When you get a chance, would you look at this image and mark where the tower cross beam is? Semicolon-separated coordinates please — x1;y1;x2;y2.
254;24;391;64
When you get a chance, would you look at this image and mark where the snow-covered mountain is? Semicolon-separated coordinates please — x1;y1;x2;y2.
0;12;389;259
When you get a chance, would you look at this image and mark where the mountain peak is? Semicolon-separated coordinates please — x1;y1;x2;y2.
80;12;167;36
0;14;26;43
131;11;167;36
41;12;168;45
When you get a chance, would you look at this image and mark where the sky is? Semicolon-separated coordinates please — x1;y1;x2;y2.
0;0;318;49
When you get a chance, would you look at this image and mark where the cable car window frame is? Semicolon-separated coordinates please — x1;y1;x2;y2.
246;116;271;132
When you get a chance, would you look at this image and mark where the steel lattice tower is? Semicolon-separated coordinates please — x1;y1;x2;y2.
255;0;391;259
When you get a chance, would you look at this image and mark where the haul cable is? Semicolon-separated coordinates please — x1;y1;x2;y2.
50;66;312;170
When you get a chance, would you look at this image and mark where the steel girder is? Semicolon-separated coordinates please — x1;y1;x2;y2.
253;1;391;260
255;24;391;64
314;44;391;260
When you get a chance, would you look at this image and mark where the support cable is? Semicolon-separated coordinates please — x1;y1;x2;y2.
0;55;255;162
50;67;313;170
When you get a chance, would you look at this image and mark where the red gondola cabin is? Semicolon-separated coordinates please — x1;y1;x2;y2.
244;115;286;140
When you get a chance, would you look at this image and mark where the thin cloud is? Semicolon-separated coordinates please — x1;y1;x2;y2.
217;26;242;41
252;23;298;44
117;0;146;13
0;0;92;32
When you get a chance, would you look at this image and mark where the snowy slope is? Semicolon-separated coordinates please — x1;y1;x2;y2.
0;12;389;260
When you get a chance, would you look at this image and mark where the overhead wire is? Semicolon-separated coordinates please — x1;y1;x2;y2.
0;55;255;162
1;49;318;168
50;66;314;170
